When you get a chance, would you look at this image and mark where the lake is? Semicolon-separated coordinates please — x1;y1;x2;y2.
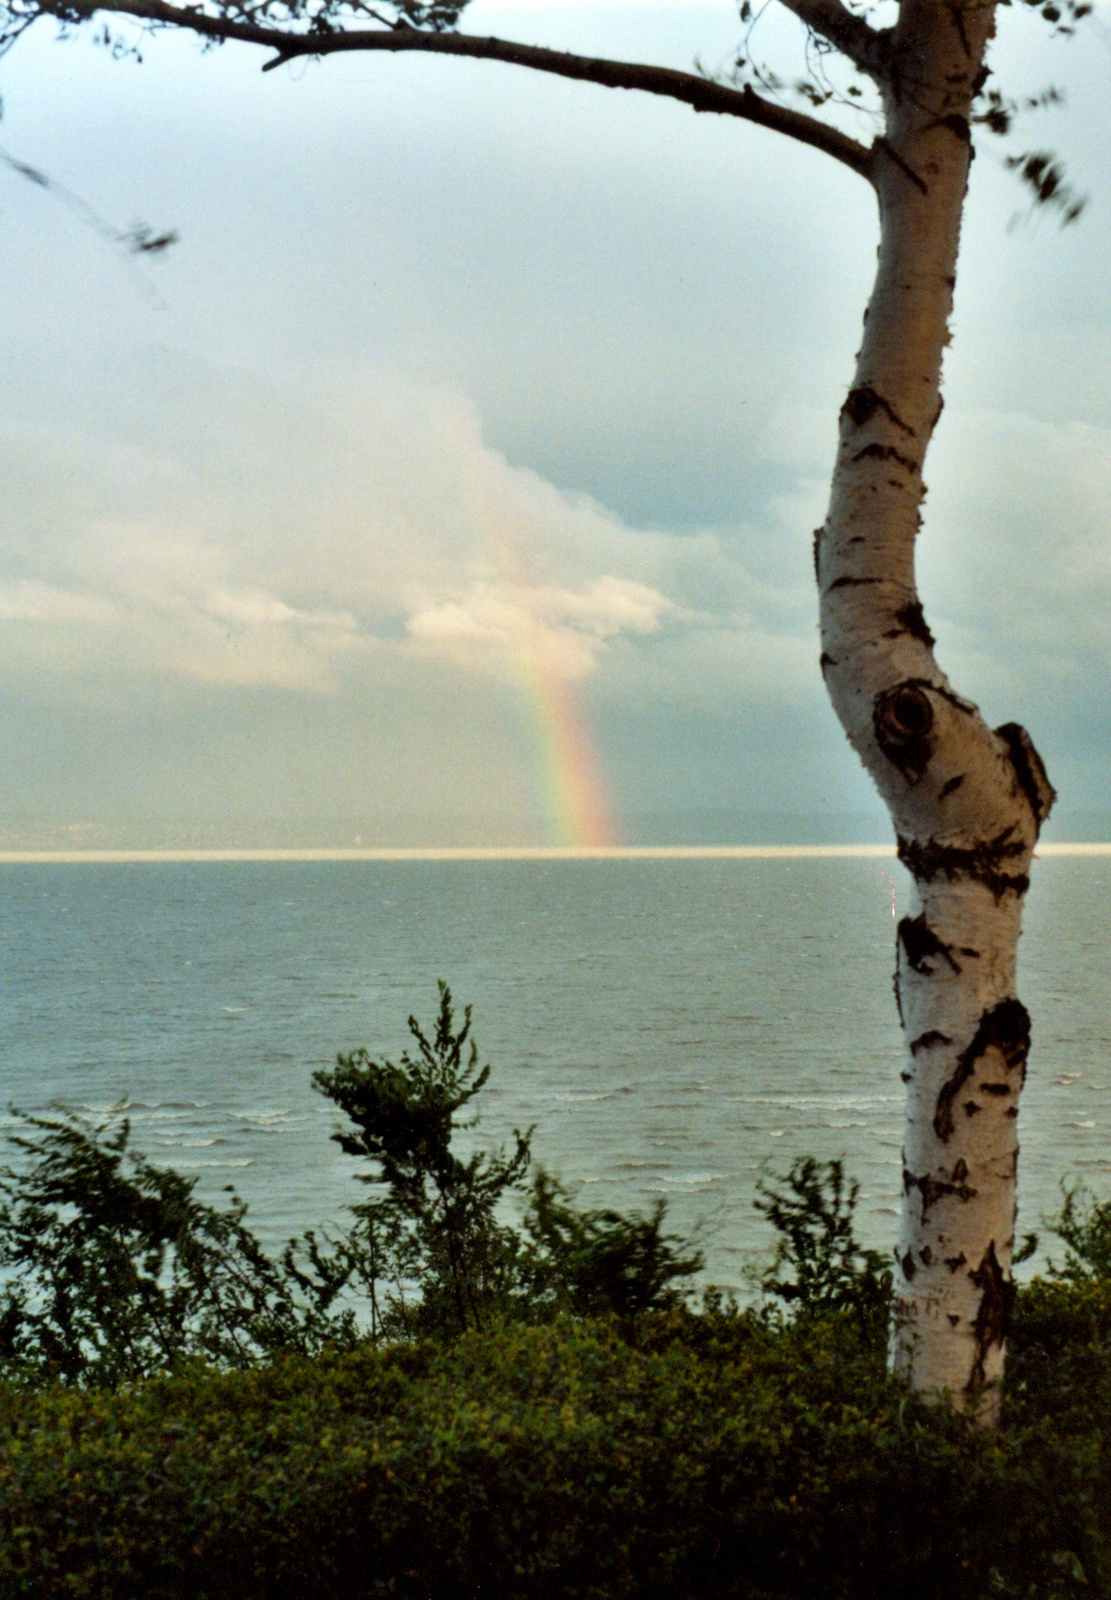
2;852;1108;1287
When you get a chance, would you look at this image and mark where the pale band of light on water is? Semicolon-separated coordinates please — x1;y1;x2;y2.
0;843;1108;863
1;851;1107;1289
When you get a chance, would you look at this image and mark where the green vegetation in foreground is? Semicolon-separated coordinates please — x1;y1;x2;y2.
0;988;1108;1598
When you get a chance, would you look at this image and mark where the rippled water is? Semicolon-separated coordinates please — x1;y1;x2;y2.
2;856;1108;1286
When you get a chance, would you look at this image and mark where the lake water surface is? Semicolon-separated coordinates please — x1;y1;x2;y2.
2;855;1108;1287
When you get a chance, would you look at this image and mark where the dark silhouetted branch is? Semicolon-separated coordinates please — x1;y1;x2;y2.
32;0;877;181
776;0;891;80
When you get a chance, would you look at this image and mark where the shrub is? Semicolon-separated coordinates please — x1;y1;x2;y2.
0;986;702;1378
0;1109;356;1386
312;981;703;1338
753;1157;892;1346
0;1304;1107;1600
1047;1182;1111;1282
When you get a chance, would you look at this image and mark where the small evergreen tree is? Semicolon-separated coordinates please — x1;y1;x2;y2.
314;983;533;1337
314;983;703;1336
754;1156;891;1347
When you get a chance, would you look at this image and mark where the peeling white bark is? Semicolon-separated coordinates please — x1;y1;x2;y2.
816;0;1055;1412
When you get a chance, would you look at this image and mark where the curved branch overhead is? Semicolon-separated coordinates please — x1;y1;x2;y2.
26;0;877;180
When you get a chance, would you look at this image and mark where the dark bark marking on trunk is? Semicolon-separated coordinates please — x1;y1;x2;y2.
1006;1106;1019;1117
897;831;1029;901
981;1082;1012;1096
946;5;972;57
968;1241;1016;1391
964;1100;981;1117
960;947;980;958
929;682;977;715
874;682;935;782
904;1165;978;1219
840;385;916;436
994;722;1056;829
851;441;919;474
875;137;929;193
934;997;1031;1142
899;914;961;975
939;773;965;800
812;526;824;581
945;1252;967;1272
827;574;883;590
901;1248;917;1280
910;1028;952;1056
931;393;945;431
819;651;837;673
920;1245;934;1266
893;600;935;648
934;111;972;143
948;1312;960;1326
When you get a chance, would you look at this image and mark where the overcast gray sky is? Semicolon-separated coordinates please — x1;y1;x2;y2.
0;1;1108;846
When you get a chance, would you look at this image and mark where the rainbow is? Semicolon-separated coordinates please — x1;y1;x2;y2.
525;663;619;849
480;486;620;848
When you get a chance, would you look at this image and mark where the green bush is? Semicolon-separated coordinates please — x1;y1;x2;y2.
314;983;701;1339
0;985;702;1381
753;1157;892;1347
1047;1182;1111;1282
0;1301;1107;1600
2;990;1110;1597
0;1110;357;1385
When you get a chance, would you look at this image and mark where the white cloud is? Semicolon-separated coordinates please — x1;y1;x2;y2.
0;358;781;703
920;409;1111;706
407;575;674;678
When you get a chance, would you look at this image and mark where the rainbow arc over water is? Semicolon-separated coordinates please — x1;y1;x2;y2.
522;653;618;849
474;465;620;847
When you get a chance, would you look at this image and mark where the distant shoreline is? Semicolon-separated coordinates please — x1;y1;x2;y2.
0;843;1107;864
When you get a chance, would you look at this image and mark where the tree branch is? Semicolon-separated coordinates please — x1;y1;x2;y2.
35;1;876;182
775;0;891;81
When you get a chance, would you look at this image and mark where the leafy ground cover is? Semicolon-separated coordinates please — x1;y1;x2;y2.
0;988;1108;1599
0;1290;1109;1600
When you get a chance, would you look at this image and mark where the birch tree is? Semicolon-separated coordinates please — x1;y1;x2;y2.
0;0;1089;1409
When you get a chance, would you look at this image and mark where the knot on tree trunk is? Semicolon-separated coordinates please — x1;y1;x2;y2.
840;384;915;436
874;680;935;781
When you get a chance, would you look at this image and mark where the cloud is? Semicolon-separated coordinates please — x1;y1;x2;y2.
4;343;1108;837
920;409;1111;710
0;356;792;706
407;575;674;678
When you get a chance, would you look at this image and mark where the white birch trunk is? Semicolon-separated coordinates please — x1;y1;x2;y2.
816;0;1055;1412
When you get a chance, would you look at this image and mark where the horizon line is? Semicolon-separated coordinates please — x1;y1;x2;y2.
0;842;1108;864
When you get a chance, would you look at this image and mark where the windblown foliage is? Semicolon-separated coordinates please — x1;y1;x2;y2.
0;985;701;1381
0;1109;357;1384
754;1156;892;1344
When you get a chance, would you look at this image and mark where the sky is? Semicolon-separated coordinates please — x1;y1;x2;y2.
0;0;1108;847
